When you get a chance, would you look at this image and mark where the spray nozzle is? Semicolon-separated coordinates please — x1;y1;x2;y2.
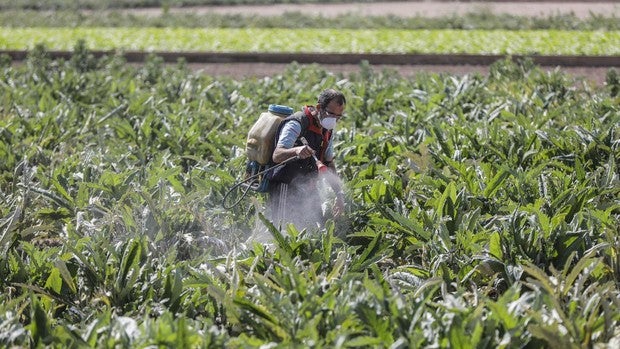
300;137;328;173
315;158;328;173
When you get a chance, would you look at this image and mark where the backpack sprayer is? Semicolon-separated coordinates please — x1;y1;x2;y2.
222;104;294;210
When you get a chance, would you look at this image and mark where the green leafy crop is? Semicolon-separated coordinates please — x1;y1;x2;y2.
1;28;619;55
0;46;618;347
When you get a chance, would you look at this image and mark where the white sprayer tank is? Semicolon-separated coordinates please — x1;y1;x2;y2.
246;104;294;165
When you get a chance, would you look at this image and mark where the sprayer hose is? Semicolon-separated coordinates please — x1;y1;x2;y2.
222;155;299;210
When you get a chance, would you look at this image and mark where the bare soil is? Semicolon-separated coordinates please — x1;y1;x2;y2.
136;1;620;19
187;62;613;86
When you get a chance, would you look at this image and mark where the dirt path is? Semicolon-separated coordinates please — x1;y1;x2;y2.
137;1;620;19
186;62;612;86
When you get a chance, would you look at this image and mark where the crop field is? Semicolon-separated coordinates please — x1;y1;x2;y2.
2;28;620;55
1;1;620;348
1;44;619;348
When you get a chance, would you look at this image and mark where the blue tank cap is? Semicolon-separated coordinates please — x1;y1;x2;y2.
268;104;294;116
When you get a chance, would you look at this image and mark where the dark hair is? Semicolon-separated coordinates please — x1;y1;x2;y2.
318;89;346;109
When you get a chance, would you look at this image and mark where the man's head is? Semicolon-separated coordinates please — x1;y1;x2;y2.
317;89;346;130
318;89;346;110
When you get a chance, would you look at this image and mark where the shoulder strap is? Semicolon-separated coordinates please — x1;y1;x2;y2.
303;106;323;135
320;129;332;163
301;106;333;162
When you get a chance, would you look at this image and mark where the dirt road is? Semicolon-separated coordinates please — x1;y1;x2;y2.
139;1;620;19
187;62;612;86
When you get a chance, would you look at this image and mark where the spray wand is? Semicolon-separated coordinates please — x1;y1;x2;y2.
299;137;346;216
299;137;327;173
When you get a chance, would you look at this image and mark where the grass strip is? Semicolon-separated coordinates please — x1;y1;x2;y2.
1;28;619;55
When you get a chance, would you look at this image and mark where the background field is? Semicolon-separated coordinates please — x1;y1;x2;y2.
2;28;618;55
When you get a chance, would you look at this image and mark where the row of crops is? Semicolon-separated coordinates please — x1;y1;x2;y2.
2;28;619;55
1;42;619;346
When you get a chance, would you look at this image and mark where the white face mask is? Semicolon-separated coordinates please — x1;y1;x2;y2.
320;117;337;130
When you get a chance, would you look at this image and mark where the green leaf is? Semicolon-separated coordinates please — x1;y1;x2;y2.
29;296;52;346
44;268;63;294
258;212;292;257
381;206;431;241
115;238;143;298
322;222;334;263
326;251;347;282
346;336;384;347
350;233;386;272
54;259;77;294
483;167;511;198
232;297;289;341
448;319;468;349
489;231;503;260
527;324;580;349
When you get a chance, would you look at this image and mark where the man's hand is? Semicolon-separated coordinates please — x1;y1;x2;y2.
295;145;315;159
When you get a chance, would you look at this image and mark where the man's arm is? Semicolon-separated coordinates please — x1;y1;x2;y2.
272;121;314;163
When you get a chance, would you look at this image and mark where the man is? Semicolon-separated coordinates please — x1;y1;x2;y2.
268;89;346;231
